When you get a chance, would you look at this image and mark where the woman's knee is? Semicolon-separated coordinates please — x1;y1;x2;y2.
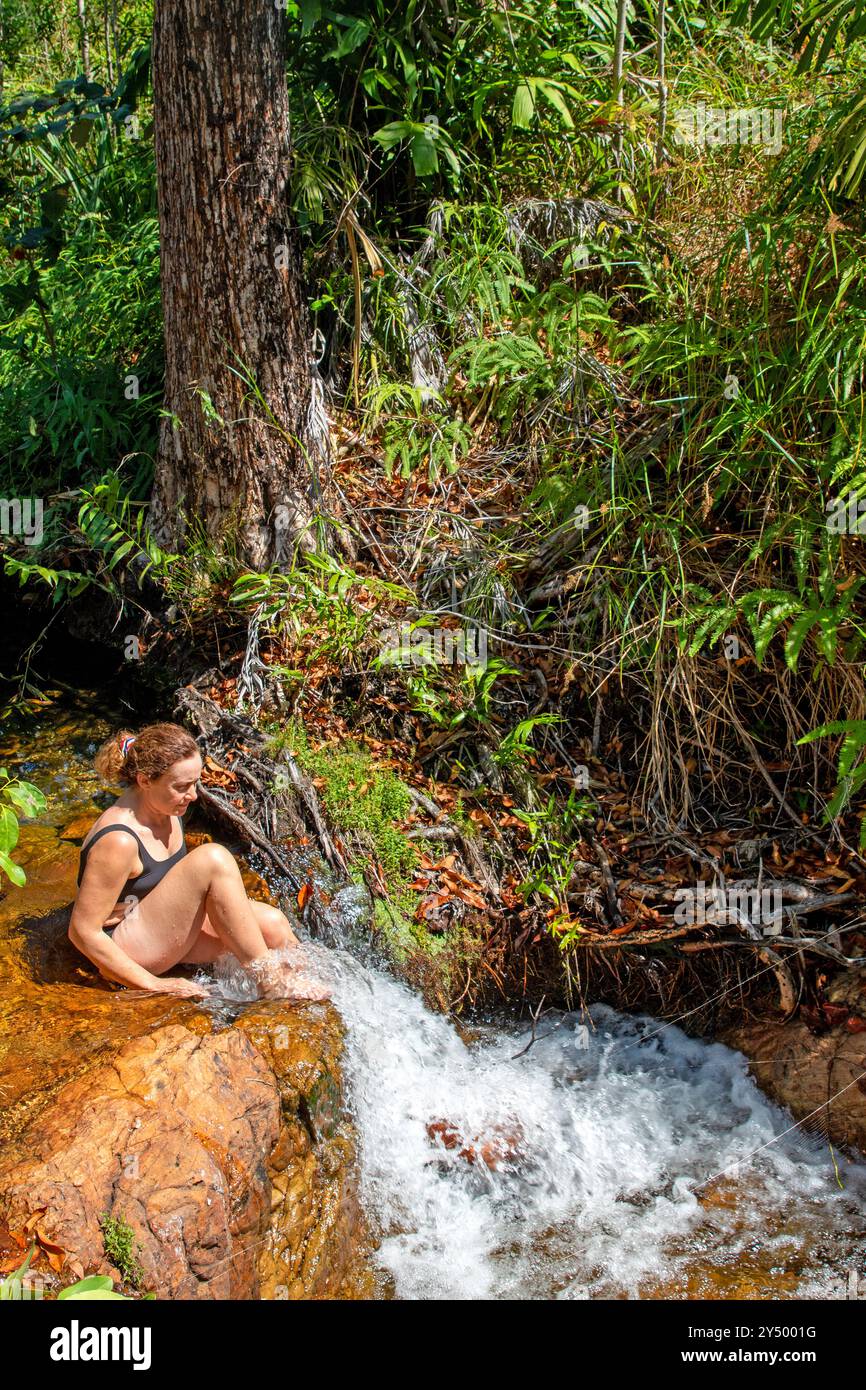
257;905;294;949
189;842;238;880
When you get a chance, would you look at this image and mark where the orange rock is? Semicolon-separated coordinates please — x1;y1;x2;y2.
58;813;101;843
717;1013;866;1158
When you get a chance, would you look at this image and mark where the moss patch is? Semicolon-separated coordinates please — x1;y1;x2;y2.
373;896;453;963
267;720;416;887
100;1212;144;1289
265;720;484;1010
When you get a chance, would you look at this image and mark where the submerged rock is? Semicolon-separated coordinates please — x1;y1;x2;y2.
425;1116;526;1171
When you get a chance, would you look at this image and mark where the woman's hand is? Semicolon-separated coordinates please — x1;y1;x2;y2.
147;975;211;999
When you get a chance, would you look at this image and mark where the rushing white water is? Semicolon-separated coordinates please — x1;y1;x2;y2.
208;935;866;1302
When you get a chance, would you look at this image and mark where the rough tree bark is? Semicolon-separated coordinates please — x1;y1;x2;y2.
148;0;330;568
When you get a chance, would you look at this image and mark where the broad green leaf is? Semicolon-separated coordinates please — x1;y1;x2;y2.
410;130;439;176
59;1288;129;1300
326;19;370;61
512;82;536;129
0;848;25;887
372;120;414;150
0;804;19;855
4;782;47;817
536;80;575;128
58;1275;116;1299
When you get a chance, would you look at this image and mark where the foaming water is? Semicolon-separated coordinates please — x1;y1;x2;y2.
205;937;866;1300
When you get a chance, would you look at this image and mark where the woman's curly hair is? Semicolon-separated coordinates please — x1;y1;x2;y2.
94;722;201;787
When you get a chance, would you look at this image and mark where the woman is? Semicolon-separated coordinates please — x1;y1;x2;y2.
69;722;329;1000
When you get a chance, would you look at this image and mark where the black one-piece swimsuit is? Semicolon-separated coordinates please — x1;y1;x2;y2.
76;819;187;936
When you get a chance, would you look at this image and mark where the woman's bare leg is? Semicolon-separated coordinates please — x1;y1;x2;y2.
110;844;328;998
184;898;330;999
112;844;279;973
180;899;299;965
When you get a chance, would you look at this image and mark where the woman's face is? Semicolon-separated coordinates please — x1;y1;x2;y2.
138;754;203;815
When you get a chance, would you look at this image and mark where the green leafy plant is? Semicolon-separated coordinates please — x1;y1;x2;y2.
459;658;521;724
0;1245;38;1299
491;713;562;769
57;1275;134;1301
231;554;411;670
0;1246;139;1301
513;790;596;915
739;0;866;192
1;551;95;602
99;1213;144;1289
77;473;178;585
0;765;46;884
372;119;461;178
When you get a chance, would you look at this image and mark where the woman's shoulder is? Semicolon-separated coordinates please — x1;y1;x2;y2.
80;806;143;854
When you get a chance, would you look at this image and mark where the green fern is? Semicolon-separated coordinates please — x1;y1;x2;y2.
799;719;866;843
77;474;179;584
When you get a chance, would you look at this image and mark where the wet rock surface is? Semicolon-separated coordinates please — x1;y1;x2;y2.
717;968;866;1159
0;999;376;1299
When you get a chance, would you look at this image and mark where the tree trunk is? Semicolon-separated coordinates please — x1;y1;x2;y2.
103;1;114;86
111;0;121;80
655;0;667;169
148;0;330;568
77;0;92;80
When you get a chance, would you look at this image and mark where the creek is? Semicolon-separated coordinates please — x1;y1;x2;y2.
4;702;865;1301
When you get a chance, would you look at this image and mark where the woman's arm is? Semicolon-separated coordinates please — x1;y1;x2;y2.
69;835;200;994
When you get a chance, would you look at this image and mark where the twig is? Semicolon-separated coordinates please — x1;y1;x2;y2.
279;752;350;875
680;937;866;967
585;827;625;930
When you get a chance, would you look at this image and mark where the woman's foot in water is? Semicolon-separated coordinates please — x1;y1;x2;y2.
247;950;332;1001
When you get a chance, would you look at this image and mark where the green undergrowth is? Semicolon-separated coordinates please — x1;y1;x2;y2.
264;717;484;992
373;895;488;1015
373;896;445;962
266;717;415;881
